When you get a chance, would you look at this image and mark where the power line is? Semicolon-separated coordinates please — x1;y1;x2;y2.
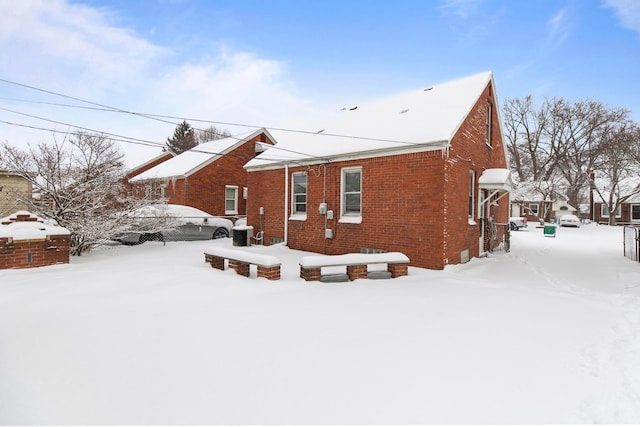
0;76;432;146
0;106;166;148
0;76;452;169
0;118;329;165
0;119;165;149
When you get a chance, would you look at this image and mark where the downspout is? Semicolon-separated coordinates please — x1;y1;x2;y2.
284;163;289;245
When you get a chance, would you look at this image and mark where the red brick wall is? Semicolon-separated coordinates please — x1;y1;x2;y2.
247;168;286;242
0;212;70;269
247;81;509;270
183;133;271;216
443;81;509;262
249;151;448;269
0;235;70;269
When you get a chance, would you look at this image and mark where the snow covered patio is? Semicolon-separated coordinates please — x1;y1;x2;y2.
1;224;639;424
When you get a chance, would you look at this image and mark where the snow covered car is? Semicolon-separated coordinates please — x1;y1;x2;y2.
509;216;528;231
559;214;581;227
117;204;233;245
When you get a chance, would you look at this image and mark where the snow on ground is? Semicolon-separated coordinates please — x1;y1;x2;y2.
1;223;639;424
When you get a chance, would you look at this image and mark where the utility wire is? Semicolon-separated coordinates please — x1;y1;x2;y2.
0;119;165;149
0;106;166;148
1;76;449;168
0;77;433;146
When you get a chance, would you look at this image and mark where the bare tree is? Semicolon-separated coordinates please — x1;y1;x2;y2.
590;122;640;225
504;95;637;212
1;133;168;255
503;96;556;183
195;125;231;144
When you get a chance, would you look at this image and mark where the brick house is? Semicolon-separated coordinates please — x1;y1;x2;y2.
0;171;32;217
593;194;640;225
129;129;275;218
244;72;512;270
510;199;553;223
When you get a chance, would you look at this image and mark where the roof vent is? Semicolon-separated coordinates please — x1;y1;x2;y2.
400;109;409;114
424;87;433;91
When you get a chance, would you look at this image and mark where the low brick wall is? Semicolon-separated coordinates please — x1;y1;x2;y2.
204;249;281;281
0;211;71;269
0;235;71;269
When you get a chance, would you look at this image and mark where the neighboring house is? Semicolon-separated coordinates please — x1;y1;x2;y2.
0;171;32;217
593;194;640;225
510;199;552;223
509;181;559;223
129;129;275;218
244;72;512;270
551;201;577;220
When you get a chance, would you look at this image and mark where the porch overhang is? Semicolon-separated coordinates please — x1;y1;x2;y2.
478;168;513;193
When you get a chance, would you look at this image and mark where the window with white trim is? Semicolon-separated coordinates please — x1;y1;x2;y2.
292;172;307;215
601;204;621;218
225;185;238;214
486;102;492;147
529;203;539;216
468;170;475;218
341;167;362;217
632;205;640;221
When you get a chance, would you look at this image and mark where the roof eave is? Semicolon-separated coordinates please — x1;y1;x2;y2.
245;140;450;172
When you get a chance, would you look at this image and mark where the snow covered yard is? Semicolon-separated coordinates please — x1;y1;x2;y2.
1;224;639;424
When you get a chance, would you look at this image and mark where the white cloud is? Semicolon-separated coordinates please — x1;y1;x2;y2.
547;9;570;47
0;0;165;93
438;0;483;20
0;0;315;167
602;0;640;35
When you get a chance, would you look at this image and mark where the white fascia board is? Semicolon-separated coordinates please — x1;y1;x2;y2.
244;140;450;172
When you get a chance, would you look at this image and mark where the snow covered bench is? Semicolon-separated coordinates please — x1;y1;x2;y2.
204;247;281;280
299;252;410;282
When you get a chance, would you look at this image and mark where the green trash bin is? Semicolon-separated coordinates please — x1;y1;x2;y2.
543;225;557;237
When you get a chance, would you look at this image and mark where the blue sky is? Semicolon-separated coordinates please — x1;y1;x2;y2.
1;0;639;166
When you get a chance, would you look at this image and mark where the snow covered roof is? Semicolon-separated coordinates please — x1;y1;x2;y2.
478;168;513;192
126;151;175;176
246;71;495;170
130;129;266;182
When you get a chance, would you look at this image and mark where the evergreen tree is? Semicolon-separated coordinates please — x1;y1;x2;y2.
165;121;197;154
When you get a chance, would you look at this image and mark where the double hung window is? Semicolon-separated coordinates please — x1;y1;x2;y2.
292;172;307;216
225;185;238;215
341;167;362;218
468;170;475;218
